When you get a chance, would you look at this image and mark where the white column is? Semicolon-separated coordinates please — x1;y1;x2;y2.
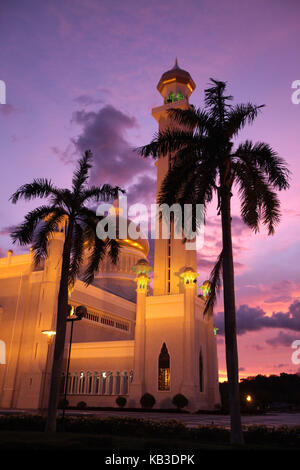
180;268;199;407
130;273;150;401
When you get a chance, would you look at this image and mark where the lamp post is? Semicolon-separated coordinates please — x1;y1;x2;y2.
61;305;86;425
40;330;56;415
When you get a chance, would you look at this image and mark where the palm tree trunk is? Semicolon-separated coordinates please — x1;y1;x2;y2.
220;186;244;445
45;221;73;432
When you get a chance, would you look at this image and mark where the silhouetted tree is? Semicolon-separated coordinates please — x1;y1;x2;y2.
138;79;290;444
11;150;122;432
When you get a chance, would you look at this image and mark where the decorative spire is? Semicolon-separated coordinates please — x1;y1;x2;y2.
173;57;179;69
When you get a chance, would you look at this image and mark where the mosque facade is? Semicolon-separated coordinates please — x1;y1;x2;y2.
0;61;220;411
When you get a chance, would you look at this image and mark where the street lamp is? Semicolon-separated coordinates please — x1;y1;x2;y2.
40;330;56;415
246;394;252;403
61;305;86;425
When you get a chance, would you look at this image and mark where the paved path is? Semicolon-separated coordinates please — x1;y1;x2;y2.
1;409;300;428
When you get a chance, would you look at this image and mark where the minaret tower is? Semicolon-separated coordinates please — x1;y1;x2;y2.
152;59;197;296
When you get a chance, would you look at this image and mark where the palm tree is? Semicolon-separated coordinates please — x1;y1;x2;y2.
138;79;290;444
10;150;122;432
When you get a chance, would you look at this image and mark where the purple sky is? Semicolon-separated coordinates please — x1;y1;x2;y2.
1;0;300;380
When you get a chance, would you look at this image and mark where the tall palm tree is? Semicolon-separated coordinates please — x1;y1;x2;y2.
10;150;122;432
138;79;290;444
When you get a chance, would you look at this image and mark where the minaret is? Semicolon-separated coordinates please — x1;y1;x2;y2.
152;59;197;296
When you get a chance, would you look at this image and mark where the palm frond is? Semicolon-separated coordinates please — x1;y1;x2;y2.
68;222;84;286
204;78;233;120
82;184;125;204
234;160;281;235
31;209;67;266
167;107;212;134
72;150;93;195
106;238;119;265
234;140;290;190
203;250;224;315
49;188;73;212
138;129;196;159
81;236;107;285
10;205;58;245
10;178;58;204
224;104;264;138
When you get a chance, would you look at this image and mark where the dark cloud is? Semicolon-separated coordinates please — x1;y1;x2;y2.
214;301;300;335
74;95;103;107
126;174;156;207
51;144;75;165
72;105;153;188
266;331;297;347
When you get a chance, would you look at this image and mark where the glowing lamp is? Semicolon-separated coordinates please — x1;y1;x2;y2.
132;259;153;275
199;280;211;299
41;330;56;337
246;395;252;402
135;273;151;291
180;267;198;285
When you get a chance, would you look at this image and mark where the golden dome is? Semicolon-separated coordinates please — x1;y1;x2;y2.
157;58;196;94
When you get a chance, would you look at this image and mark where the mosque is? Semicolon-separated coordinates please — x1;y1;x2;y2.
0;61;220;411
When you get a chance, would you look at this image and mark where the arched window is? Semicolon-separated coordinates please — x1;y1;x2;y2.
115;371;121;395
79;371;85;394
100;371;106;395
167;91;175;103
86;372;92;394
93;372;100;394
106;371;113;395
199;349;203;392
158;343;170;391
121;371;129;394
72;373;78;394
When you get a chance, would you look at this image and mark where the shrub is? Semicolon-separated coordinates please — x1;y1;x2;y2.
76;401;87;410
58;398;69;409
116;396;127;408
140;393;156;409
172;394;188;410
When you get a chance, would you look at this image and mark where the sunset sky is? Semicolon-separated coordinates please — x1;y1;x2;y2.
1;0;300;381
